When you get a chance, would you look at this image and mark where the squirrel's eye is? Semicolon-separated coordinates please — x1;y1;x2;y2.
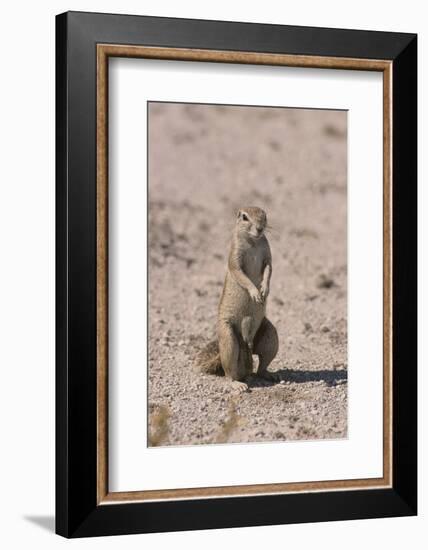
242;214;248;221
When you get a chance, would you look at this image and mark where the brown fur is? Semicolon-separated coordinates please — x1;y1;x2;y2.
195;340;223;375
195;207;278;388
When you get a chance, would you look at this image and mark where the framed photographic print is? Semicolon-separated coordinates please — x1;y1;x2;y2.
56;11;417;538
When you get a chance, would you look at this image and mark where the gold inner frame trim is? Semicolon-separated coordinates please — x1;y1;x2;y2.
96;43;393;505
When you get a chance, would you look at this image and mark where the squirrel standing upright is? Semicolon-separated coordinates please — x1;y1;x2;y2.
195;206;279;391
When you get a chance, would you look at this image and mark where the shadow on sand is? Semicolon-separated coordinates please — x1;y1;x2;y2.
247;367;347;389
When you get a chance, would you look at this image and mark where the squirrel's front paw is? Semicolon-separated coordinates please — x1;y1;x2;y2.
249;287;262;303
260;284;270;301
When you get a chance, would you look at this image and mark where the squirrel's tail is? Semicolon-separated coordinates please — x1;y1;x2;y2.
194;340;224;376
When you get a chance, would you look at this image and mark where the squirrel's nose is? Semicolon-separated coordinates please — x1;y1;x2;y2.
256;226;263;234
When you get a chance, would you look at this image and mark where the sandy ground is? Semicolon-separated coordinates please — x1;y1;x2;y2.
147;102;347;446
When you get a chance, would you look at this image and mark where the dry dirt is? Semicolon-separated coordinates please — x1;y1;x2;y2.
147;102;347;446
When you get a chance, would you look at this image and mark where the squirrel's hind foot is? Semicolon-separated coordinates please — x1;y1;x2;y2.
231;380;250;394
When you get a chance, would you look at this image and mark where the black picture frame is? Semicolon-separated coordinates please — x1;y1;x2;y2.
56;11;417;538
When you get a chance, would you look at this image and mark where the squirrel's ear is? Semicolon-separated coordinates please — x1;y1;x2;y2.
237;210;241;219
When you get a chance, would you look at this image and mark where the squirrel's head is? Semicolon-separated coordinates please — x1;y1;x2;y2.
236;207;267;240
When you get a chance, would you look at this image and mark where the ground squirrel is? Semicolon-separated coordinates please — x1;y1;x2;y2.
195;206;279;391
